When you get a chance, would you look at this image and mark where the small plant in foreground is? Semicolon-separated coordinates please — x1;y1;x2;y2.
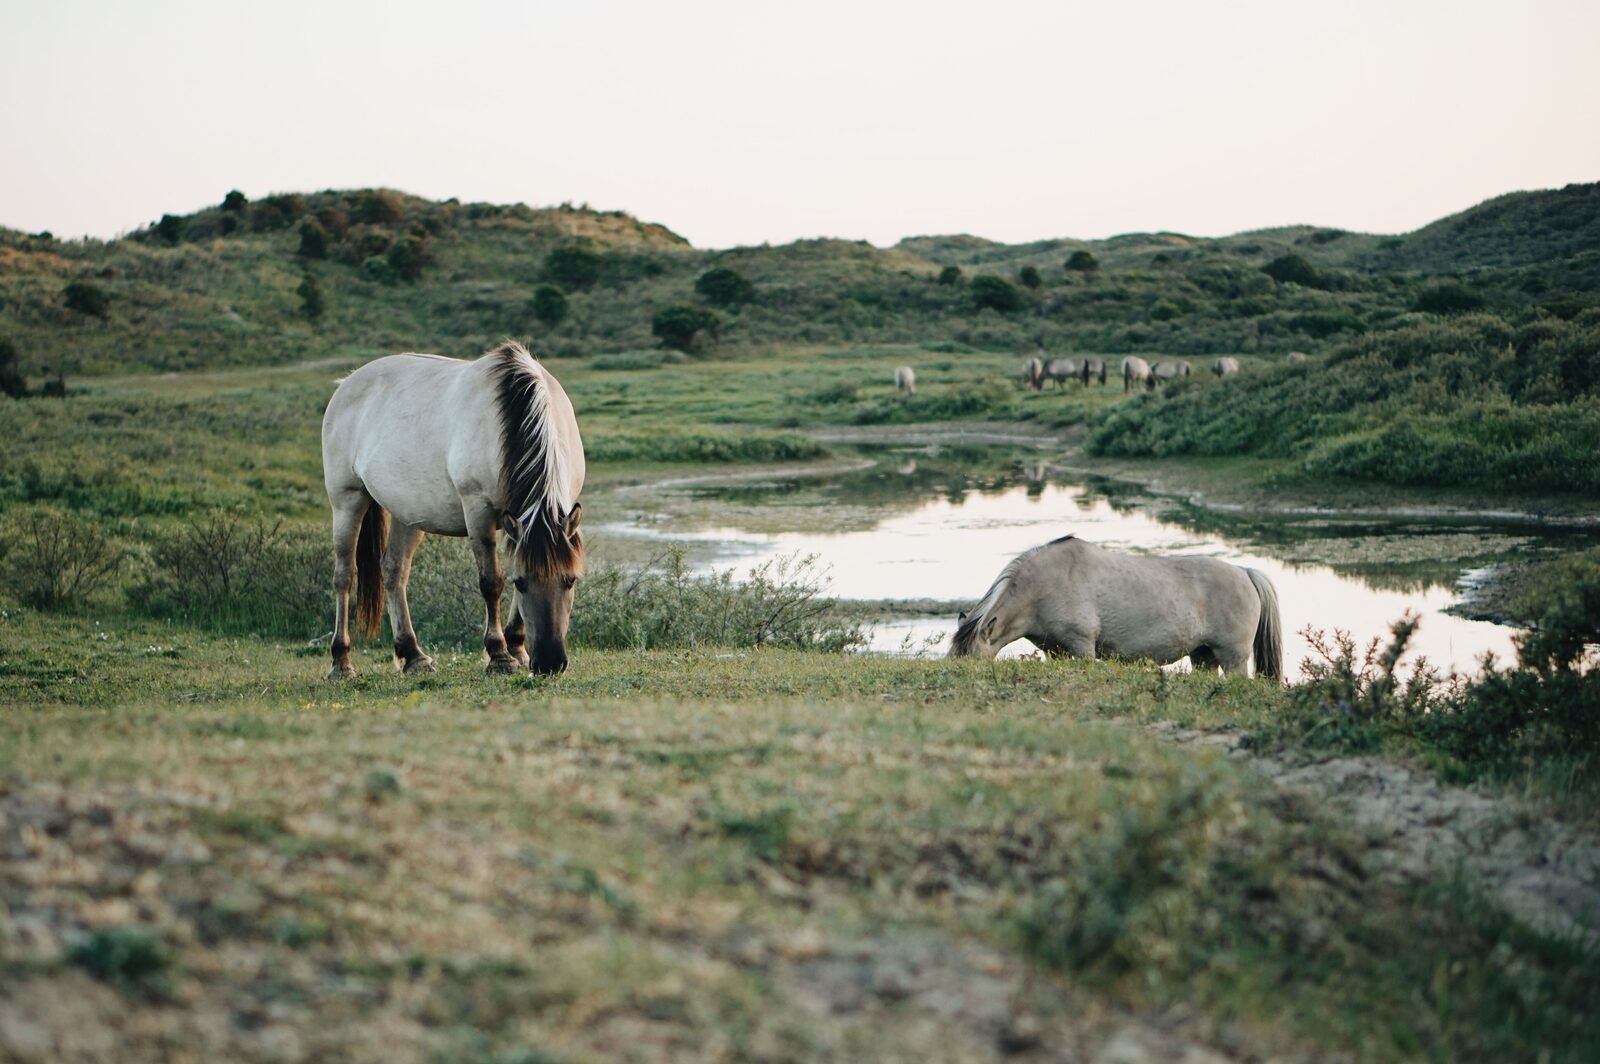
67;926;174;998
0;507;124;609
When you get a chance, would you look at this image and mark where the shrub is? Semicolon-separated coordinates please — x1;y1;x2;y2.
1018;265;1042;288
221;189;248;213
1414;282;1486;314
530;285;569;327
248;194;304;232
155;214;183;245
128;511;326;636
569;547;862;652
350;189;403;224
385;234;430;281
971;274;1024;313
361;256;399;285
0;507;125;609
937;265;962;285
546;246;602;290
1261;253;1322;288
651;304;721;352
1065;250;1098;274
297;274;326;320
0;337;26;398
63;280;110;318
68;927;173;999
297;218;329;259
695;266;756;307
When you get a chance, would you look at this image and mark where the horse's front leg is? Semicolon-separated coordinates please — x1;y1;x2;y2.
384;526;433;674
504;601;530;668
468;525;518;675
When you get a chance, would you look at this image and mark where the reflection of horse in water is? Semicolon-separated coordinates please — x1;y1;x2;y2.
1023;460;1048;497
949;535;1283;680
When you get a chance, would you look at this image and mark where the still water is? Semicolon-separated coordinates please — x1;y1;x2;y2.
608;463;1567;678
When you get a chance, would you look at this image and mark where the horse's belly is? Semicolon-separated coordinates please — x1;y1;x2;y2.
358;462;469;536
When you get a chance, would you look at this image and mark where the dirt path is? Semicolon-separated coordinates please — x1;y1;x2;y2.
1152;723;1600;944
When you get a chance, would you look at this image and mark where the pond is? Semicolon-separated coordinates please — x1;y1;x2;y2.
603;454;1589;678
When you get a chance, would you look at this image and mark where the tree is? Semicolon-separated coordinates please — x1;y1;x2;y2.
1065;250;1098;274
63;281;109;319
694;267;755;308
531;285;569;327
652;304;721;352
0;337;26;398
385;235;430;282
351;189;403;224
937;265;962;285
1018;265;1042;289
971;274;1024;313
297;218;329;260
1261;253;1322;288
155;214;183;245
221;190;248;213
297;275;326;320
546;246;602;290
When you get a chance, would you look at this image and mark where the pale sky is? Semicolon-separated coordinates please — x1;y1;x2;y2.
3;1;1596;248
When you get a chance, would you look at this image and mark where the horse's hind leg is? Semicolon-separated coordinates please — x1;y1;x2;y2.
327;491;367;679
384;526;433;674
467;517;518;675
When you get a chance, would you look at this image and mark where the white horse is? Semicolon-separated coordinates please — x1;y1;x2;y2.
321;341;586;678
1022;356;1044;391
895;365;916;395
1213;357;1241;377
948;535;1283;679
1121;356;1153;392
1151;359;1192;383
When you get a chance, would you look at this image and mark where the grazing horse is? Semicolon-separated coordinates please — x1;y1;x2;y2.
948;535;1282;679
1151;359;1192;383
321;341;586;678
1286;351;1310;364
1083;357;1108;385
1121;356;1153;392
1023;356;1044;391
1213;357;1241;377
895;365;916;395
1044;357;1088;388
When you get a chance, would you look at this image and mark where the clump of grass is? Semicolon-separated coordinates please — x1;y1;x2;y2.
570;547;863;652
67;926;175;998
584;431;829;464
0;506;125;609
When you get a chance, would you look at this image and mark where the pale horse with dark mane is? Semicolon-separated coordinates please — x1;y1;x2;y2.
948;535;1283;679
321;342;585;678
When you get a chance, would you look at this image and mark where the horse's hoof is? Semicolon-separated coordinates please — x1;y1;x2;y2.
508;647;530;668
326;665;356;681
485;657;518;676
403;656;436;675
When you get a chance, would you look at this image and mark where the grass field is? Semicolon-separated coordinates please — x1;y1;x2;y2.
4;343;1599;1060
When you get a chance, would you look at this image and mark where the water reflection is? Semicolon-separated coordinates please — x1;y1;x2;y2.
611;460;1588;678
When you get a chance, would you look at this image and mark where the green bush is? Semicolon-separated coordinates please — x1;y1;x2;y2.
1262;253;1323;288
531;285;568;327
0;337;25;398
68;926;174;999
297;274;326;320
361;256;399;285
155;214;183;245
297;218;329;259
546;246;602;290
937;265;962;285
385;235;430;282
351;189;402;224
63;280;110;318
651;304;720;352
221;189;248;213
248;194;304;232
1018;265;1042;289
971;274;1024;313
1065;250;1098;274
569;547;862;652
695;267;756;307
1414;281;1487;314
0;507;125;609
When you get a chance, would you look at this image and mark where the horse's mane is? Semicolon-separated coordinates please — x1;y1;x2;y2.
487;341;583;579
950;536;1074;654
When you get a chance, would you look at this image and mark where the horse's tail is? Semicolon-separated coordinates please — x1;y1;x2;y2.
354;502;388;639
1246;567;1283;682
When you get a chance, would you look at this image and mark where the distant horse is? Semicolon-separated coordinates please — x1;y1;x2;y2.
1022;356;1044;391
1151;359;1192;383
1044;357;1088;388
1213;357;1240;377
1286;351;1310;365
321;341;586;678
948;535;1282;679
1121;356;1153;392
895;365;916;395
1083;357;1108;385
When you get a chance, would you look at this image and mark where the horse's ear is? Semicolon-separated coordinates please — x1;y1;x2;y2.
499;513;521;541
564;502;582;539
957;611;968;623
981;615;999;639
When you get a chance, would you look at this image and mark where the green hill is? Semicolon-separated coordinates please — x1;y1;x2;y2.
1;182;1596;378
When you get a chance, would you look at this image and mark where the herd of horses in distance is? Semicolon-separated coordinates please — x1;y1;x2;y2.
322;343;1290;682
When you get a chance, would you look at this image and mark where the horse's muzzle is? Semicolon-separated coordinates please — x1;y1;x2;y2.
530;649;568;675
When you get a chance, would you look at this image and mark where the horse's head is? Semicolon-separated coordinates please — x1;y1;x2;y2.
504;503;584;674
948;608;1005;658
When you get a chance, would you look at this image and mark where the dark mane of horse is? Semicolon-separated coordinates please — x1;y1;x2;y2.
487;341;583;579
